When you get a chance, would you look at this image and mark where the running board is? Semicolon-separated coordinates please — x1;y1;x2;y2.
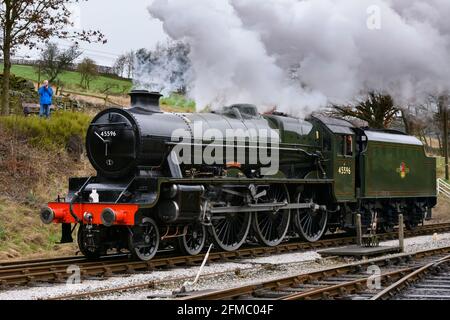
209;202;325;214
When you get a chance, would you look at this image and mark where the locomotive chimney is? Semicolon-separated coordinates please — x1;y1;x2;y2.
129;89;162;113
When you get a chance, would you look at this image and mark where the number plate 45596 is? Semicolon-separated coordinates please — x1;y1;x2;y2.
100;131;117;137
338;166;351;175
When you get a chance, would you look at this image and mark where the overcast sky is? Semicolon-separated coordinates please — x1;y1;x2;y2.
17;0;168;66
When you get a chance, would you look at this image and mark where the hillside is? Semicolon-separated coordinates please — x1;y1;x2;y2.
2;64;132;95
2;64;196;113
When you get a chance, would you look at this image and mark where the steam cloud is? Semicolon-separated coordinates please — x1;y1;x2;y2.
143;0;450;116
133;42;192;96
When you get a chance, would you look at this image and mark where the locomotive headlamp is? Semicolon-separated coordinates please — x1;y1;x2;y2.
40;207;55;225
169;184;179;198
101;208;116;227
83;212;93;222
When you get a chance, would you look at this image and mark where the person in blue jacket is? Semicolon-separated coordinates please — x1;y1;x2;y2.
38;80;53;118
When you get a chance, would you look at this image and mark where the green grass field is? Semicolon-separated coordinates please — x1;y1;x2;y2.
2;64;132;95
3;64;197;111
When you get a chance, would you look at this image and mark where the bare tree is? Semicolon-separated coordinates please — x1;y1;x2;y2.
77;57;97;90
113;55;126;78
0;0;106;115
100;81;118;105
439;96;449;180
38;42;82;83
125;51;134;79
113;51;135;79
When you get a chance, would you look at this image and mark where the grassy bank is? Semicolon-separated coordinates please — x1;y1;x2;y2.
0;111;92;150
3;64;132;95
0;200;70;257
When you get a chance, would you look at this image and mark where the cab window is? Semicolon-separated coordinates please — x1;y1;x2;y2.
337;135;353;156
344;135;353;156
323;135;331;152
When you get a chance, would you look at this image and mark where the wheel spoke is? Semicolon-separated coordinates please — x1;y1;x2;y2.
261;217;271;237
224;220;231;245
300;213;309;224
267;220;274;240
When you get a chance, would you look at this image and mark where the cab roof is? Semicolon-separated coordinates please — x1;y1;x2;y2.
364;130;423;146
311;115;423;145
311;114;355;135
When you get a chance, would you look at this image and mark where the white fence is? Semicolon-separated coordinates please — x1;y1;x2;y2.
437;178;450;199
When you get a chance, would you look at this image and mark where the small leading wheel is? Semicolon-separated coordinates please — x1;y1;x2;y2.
178;223;206;256
293;191;328;242
77;224;104;260
128;217;160;261
209;212;251;252
252;184;291;247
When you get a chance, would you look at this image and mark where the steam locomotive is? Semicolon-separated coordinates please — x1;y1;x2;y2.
40;90;437;261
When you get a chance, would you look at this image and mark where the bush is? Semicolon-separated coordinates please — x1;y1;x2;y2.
0;111;92;150
0;224;5;241
160;93;195;112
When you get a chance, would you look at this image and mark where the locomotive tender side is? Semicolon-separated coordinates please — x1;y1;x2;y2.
40;90;437;261
355;129;437;229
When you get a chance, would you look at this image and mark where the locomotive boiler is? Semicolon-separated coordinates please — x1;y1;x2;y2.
40;90;437;261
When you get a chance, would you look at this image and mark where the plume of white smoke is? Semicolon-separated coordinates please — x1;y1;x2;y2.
133;42;192;96
148;0;326;113
145;0;450;116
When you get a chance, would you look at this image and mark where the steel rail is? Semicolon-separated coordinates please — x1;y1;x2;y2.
281;267;416;300
0;255;84;267
370;255;450;300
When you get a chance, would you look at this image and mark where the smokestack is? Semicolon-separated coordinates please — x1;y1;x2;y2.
129;90;162;112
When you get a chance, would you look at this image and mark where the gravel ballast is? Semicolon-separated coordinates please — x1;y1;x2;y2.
1;232;450;300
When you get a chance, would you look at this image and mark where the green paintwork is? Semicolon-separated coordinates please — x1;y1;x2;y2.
329;134;356;201
360;141;437;198
334;155;356;201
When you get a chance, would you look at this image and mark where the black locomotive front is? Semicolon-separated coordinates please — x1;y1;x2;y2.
86;91;188;178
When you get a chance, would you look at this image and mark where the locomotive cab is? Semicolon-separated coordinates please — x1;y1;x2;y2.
310;115;357;202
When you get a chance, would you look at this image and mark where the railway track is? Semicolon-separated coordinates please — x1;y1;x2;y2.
372;255;450;300
0;222;449;289
182;246;450;300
